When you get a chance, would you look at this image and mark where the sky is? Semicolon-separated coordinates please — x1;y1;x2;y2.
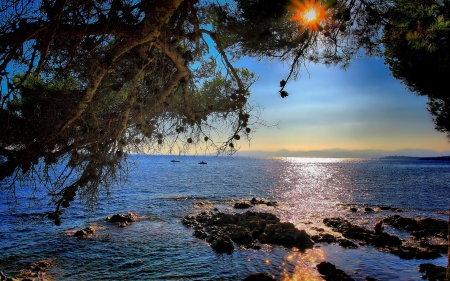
233;56;450;157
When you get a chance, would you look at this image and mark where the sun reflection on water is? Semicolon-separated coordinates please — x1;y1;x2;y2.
280;247;326;281
268;158;358;226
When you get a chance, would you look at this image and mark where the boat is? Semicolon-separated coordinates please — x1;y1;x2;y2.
171;160;180;162
198;161;207;164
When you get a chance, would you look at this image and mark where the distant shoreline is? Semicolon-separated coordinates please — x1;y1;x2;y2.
380;155;450;161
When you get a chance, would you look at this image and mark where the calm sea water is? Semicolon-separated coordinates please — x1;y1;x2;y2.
0;156;448;280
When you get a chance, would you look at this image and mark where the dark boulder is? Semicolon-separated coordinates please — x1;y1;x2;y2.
418;263;447;281
107;213;135;223
234;202;252;209
383;215;417;231
322;216;440;260
311;233;338;243
250;198;278;207
193;229;208;239
371;232;402;247
383;215;448;238
210;235;234;253
316;261;355;281
183;211;313;253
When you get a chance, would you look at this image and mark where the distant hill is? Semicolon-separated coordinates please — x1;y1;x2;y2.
380;156;420;160
381;155;450;161
237;148;450;159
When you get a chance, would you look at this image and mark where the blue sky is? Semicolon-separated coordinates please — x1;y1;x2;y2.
235;56;450;156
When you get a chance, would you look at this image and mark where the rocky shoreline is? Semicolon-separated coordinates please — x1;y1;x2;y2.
2;204;447;281
183;200;448;281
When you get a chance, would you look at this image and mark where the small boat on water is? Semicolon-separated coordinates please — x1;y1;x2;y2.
171;160;180;162
198;161;207;164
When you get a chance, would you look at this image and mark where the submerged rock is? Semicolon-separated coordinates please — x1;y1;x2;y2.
73;226;96;238
12;258;55;281
183;211;313;253
242;272;276;281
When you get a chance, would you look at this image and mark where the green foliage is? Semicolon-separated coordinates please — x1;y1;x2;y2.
383;0;450;135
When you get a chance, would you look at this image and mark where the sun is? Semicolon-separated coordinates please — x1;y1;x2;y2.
304;9;317;22
290;0;327;29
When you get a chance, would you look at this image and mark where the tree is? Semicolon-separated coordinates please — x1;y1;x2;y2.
0;0;262;225
382;0;450;137
0;0;448;224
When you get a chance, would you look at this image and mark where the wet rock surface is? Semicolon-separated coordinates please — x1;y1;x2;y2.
242;272;276;281
322;217;442;260
418;263;447;281
233;198;278;209
383;215;448;239
183;211;313;253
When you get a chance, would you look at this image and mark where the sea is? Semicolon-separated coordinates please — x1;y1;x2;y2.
0;155;449;281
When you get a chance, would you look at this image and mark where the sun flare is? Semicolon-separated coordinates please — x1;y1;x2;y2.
290;0;327;29
304;9;317;22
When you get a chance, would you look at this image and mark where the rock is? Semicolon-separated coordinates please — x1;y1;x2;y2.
183;211;313;253
73;226;96;237
217;213;236;225
364;277;380;281
193;229;208;239
106;213;135;224
234;202;252;209
364;207;374;212
316;261;355;281
323;217;441;260
250;198;278;207
419;241;448;253
418;263;447;281
232;229;253;245
242;272;276;281
371;232;402;247
383;215;417;231
338;239;358;248
350;207;357;212
311;233;338;243
383;215;448;238
210;235;234;253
